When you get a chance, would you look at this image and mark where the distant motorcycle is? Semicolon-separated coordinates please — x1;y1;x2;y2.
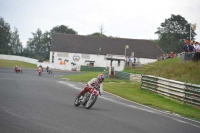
15;67;23;73
38;70;42;76
39;66;43;72
74;87;100;109
48;68;52;74
37;68;42;76
46;67;49;72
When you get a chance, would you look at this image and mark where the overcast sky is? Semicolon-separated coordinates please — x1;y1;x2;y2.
1;0;200;47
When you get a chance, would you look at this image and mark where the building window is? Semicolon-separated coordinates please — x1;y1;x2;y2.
57;52;68;57
82;54;90;59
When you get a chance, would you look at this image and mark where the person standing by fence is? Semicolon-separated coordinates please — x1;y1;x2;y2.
193;41;200;61
183;39;194;61
126;56;130;66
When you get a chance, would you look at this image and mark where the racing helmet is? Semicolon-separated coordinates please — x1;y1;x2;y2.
97;74;104;83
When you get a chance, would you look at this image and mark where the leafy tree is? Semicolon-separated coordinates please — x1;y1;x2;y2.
10;27;23;55
50;25;78;35
26;29;51;60
0;17;11;54
22;47;29;57
87;32;120;38
26;29;44;60
42;31;51;59
88;32;107;37
155;14;196;53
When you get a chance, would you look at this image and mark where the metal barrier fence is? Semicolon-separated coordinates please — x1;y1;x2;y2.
141;75;200;108
80;66;106;71
104;71;142;81
115;71;130;80
180;52;195;61
103;71;131;80
104;71;109;78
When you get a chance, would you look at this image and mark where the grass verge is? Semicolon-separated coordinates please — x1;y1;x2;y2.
60;72;200;121
59;71;131;83
143;58;200;85
0;59;36;68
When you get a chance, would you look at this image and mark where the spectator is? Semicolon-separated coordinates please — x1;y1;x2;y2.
129;56;133;62
170;52;174;58
183;40;194;52
183;39;194;61
193;42;200;61
126;56;130;66
134;57;136;63
162;54;165;60
183;40;190;52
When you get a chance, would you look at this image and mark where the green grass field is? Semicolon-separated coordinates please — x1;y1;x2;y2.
143;58;200;84
0;59;36;68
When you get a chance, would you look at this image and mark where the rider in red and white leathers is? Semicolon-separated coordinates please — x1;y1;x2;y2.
78;74;104;98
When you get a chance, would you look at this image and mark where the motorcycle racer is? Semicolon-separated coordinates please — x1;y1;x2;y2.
46;66;49;72
37;65;42;72
15;66;18;71
78;74;104;99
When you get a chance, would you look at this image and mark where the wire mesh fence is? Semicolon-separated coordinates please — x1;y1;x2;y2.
180;52;195;61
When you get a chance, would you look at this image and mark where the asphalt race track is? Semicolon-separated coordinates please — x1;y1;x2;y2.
0;67;200;133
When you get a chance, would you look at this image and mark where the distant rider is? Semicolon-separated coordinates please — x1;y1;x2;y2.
39;65;43;72
46;66;49;72
15;66;22;72
37;65;42;72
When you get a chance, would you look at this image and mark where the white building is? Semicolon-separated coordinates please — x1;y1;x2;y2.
49;33;164;72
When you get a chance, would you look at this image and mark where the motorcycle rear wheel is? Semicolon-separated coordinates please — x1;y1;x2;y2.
85;95;97;109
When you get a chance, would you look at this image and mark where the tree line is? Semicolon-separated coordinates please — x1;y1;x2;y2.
0;17;108;60
0;14;197;60
0;18;23;55
155;14;196;54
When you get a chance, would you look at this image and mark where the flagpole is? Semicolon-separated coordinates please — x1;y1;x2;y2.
125;45;129;58
125;46;126;57
190;23;191;41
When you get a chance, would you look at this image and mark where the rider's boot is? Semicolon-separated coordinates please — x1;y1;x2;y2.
79;95;83;100
76;94;83;100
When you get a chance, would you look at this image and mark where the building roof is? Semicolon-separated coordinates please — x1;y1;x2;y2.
51;33;164;59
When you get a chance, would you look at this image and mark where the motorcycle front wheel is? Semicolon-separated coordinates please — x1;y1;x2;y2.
74;97;80;106
85;94;97;109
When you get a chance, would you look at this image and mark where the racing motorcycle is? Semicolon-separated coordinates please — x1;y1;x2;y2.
74;87;100;109
46;67;49;72
15;67;23;73
38;70;42;76
48;68;52;74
